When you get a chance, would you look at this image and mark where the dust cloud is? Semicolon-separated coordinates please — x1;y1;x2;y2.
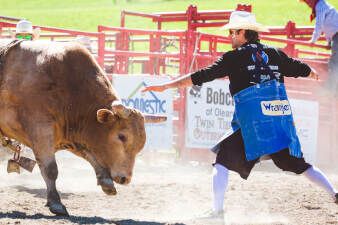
0;148;336;224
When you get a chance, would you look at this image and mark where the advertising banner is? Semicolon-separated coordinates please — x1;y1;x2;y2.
289;98;319;164
185;80;235;148
113;75;173;150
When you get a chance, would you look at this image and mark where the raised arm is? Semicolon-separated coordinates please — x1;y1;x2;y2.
310;1;326;43
141;74;193;92
142;52;230;92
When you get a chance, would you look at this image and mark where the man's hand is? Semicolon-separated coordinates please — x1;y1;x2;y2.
141;74;193;92
308;69;319;80
141;84;168;92
308;40;315;46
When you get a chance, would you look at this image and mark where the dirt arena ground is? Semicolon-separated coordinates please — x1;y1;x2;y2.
0;150;336;225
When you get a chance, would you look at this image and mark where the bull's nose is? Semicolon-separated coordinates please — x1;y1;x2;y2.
115;176;131;185
120;177;127;184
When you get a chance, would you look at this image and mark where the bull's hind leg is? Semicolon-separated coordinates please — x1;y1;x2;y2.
31;126;69;216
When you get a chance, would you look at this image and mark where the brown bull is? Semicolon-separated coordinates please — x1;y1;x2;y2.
0;39;164;216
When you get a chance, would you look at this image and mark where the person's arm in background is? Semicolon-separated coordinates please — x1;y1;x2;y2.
310;2;327;43
141;74;193;92
142;52;230;92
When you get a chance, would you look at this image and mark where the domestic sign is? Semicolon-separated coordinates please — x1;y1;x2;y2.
113;75;173;150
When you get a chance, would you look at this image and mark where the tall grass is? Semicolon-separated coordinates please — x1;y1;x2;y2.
1;0;336;73
1;0;337;32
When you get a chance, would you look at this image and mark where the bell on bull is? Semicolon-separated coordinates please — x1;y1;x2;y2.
2;140;37;174
17;156;36;173
7;157;36;174
7;159;20;174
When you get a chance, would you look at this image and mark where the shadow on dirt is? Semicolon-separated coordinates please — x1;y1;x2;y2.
0;211;186;225
12;185;74;199
112;220;186;225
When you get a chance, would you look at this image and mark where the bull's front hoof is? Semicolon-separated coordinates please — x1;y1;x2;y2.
48;203;70;217
101;185;117;195
98;178;117;195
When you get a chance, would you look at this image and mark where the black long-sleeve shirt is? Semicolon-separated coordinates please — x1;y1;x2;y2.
191;42;311;95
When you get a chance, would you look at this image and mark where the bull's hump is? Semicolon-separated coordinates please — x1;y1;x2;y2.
23;40;81;53
21;40;66;53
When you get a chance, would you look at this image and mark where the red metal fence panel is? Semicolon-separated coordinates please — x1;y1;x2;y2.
0;4;336;165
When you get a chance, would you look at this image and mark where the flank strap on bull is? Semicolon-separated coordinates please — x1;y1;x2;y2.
0;129;36;174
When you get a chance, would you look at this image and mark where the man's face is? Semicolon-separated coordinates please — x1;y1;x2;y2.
15;33;32;40
228;29;246;49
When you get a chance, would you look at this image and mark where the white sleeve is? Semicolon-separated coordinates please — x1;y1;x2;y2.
310;3;326;42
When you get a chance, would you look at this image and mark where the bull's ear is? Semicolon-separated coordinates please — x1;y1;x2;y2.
97;109;115;123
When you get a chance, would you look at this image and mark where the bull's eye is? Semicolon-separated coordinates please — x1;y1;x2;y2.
118;134;127;143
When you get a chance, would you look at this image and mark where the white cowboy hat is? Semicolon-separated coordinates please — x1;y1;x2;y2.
221;11;269;32
16;19;33;34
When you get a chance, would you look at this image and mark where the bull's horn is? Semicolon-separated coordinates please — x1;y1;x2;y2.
143;114;167;123
111;101;131;119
